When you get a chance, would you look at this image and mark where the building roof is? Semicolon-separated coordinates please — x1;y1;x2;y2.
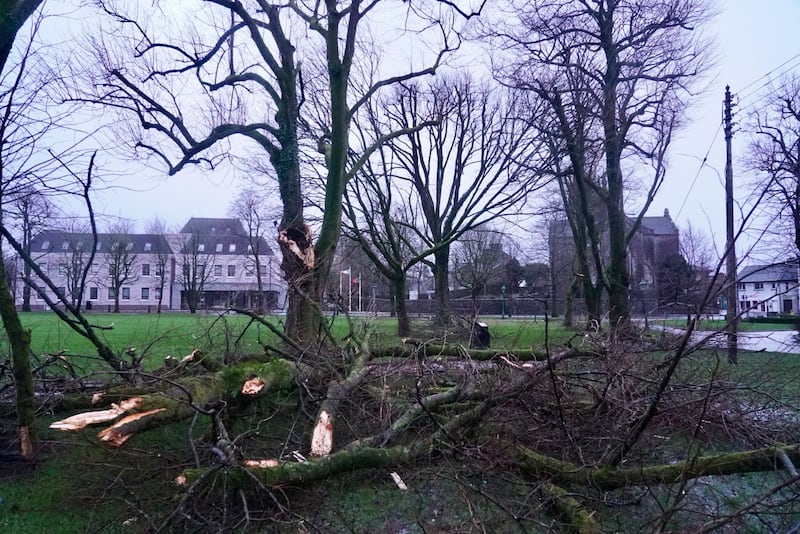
30;217;275;257
179;218;246;236
640;209;678;236
549;209;679;238
30;230;172;255
739;261;799;284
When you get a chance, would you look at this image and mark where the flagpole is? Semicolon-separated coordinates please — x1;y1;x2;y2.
358;273;362;313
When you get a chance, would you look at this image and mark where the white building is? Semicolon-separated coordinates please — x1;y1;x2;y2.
737;261;799;317
18;218;285;313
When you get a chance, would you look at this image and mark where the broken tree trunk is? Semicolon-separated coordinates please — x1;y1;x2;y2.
540;482;602;534
180;401;491;488
515;444;800;491
0;255;36;460
311;334;373;457
50;358;299;446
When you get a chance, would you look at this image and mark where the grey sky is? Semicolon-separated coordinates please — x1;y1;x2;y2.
41;1;800;262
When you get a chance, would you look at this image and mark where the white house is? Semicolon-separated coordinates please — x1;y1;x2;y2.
17;218;285;313
737;260;799;317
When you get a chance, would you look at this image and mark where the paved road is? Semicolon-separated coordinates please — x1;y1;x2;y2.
642;320;800;354
712;329;800;354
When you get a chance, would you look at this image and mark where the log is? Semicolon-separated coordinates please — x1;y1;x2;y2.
516;444;800;491
50;358;300;446
540;482;601;534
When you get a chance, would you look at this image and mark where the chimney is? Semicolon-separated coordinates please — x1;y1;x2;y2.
663;208;671;221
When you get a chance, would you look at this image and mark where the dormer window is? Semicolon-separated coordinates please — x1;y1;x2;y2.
229;244;236;253
40;240;50;250
216;243;223;252
144;242;152;251
96;243;102;251
126;243;133;251
198;244;205;252
61;241;69;250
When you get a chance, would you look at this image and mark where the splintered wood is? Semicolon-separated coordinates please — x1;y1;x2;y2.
310;410;333;457
50;397;144;431
97;408;166;446
243;459;280;468
241;377;266;395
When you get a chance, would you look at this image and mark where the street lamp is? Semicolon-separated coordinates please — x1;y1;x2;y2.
639;279;649;329
501;284;507;319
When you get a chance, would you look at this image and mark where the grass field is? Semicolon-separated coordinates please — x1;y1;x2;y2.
2;313;798;531
0;312;577;372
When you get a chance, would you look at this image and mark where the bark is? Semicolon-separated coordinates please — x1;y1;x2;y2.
50;358;300;446
515;444;800;492
433;247;451;326
0;256;36;459
372;342;560;362
540;482;602;534
390;275;411;337
180;400;491;487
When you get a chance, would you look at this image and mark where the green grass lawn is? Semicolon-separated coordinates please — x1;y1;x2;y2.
1;312;578;373
1;313;798;532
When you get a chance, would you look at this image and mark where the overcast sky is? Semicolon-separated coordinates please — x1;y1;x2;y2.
41;1;800;264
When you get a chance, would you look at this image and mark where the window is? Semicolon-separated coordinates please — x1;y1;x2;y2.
57;263;67;276
754;282;764;290
61;241;69;250
771;283;777;289
91;263;100;275
214;264;223;277
144;242;152;252
89;287;98;300
229;243;236;253
141;287;150;300
108;287;117;299
142;263;151;276
216;243;223;252
122;287;130;300
37;262;47;274
760;302;766;312
738;283;746;290
198;244;205;252
245;265;255;277
96;242;102;252
227;265;236;277
40;240;50;250
154;287;162;299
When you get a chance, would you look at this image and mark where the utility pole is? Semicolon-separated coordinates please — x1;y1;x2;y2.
724;85;738;364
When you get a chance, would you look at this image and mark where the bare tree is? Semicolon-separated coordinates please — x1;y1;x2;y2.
452;227;505;315
56;222;94;309
174;229;213;314
6;187;53;311
105;221;138;313
229;188;270;313
492;0;715;331
749;74;800;256
145;217;172;314
77;1;477;342
384;75;545;324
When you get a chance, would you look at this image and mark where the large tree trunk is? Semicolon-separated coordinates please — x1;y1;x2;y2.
606;202;630;330
390;275;410;337
0;255;36;460
433;247;451;326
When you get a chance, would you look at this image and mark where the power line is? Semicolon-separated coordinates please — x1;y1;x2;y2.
675;122;723;220
737;49;800;95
